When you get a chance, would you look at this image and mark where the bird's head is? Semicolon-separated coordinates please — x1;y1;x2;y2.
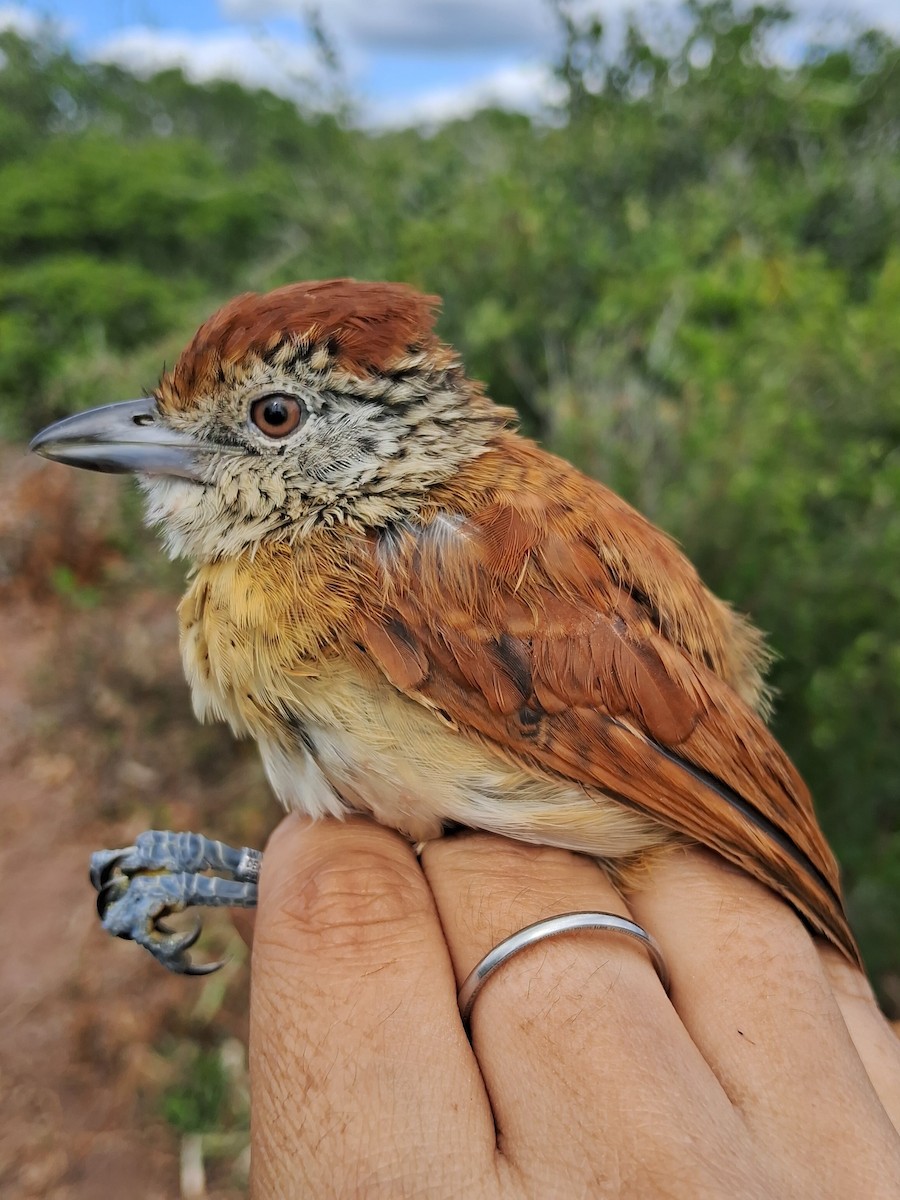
31;280;510;561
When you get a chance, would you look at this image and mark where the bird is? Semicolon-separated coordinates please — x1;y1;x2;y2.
30;278;860;974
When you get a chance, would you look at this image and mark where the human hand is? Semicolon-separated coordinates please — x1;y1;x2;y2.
247;816;900;1198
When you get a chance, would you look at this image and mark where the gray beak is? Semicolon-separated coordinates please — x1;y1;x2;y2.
30;398;209;479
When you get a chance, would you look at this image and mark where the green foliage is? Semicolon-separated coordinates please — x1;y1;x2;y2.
49;564;101;609
2;4;899;980
162;1050;228;1134
161;1042;248;1135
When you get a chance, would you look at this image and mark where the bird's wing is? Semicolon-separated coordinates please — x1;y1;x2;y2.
348;449;859;966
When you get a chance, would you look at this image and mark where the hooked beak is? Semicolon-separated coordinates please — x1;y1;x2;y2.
30;398;210;480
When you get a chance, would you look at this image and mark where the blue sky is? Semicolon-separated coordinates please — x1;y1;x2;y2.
3;1;898;125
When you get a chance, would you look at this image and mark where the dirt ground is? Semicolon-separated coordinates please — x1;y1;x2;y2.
0;450;278;1199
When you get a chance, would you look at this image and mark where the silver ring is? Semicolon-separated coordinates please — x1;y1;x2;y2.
457;911;670;1027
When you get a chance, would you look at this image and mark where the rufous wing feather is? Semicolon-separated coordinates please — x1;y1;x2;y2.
350;433;860;967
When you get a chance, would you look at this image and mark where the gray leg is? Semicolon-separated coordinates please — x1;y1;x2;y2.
91;830;263;974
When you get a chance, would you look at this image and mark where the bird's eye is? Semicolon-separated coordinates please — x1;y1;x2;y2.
249;395;304;439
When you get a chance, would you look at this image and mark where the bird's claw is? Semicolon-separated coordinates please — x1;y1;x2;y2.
90;846;137;893
94;872;221;973
89;830;262;974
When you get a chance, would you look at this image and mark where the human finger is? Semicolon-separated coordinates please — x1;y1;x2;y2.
249;815;499;1199
627;847;900;1195
818;943;900;1134
420;834;764;1195
230;907;255;948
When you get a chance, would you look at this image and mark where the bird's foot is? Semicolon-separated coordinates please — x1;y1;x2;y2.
90;830;262;974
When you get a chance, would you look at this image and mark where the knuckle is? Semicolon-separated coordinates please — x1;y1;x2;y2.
264;843;430;957
819;945;877;1005
426;831;587;891
714;882;825;980
679;850;826;974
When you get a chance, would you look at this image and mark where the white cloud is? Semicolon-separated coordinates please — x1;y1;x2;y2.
91;22;562;128
0;4;59;38
792;0;900;35
371;62;566;128
220;0;900;58
93;27;322;100
78;2;900;134
220;0;556;54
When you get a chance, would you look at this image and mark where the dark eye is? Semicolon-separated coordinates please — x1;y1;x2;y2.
249;395;304;438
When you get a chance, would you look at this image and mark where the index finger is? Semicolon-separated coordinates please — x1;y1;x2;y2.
249;815;497;1198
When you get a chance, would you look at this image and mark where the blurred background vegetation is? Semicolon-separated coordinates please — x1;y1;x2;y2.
1;1;899;1186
